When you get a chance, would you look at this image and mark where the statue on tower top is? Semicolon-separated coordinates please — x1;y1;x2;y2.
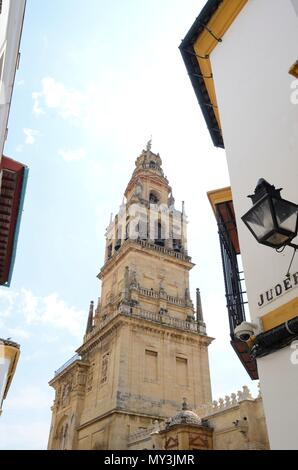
146;137;152;152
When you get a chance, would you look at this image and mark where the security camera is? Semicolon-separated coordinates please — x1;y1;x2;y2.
234;321;259;342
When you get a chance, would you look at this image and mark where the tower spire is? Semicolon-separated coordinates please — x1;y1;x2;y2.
86;300;94;335
182;200;185;214
196;288;204;322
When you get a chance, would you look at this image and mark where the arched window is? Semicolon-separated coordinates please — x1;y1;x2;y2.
115;227;121;250
107;244;112;258
125;223;129;240
155;222;165;247
149;191;159;204
173;239;182;252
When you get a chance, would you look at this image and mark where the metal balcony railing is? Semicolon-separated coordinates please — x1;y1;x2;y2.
54;353;81;377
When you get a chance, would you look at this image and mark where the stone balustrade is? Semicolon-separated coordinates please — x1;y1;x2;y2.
128;426;155;444
85;306;202;343
136;309;199;332
138;286;185;306
86;310;119;340
167;294;184;306
103;238;192;267
136;239;191;262
198;384;260;417
139;286;159;298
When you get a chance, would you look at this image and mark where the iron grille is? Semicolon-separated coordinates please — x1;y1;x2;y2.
216;204;247;336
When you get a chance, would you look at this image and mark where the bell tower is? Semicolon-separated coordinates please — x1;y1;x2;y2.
48;143;213;450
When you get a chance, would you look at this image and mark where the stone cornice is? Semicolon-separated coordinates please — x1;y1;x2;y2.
125;170;170;196
98;239;194;279
77;318;122;355
49;360;89;386
79;310;213;356
159;423;213;434
77;407;167;431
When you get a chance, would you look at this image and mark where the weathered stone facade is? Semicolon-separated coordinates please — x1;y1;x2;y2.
127;390;269;450
47;144;269;450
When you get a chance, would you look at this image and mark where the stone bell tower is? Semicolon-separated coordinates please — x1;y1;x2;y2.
47;142;213;450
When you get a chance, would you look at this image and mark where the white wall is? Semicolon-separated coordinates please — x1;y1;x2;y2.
0;0;10;52
210;0;298;449
291;0;298;16
0;0;26;157
0;357;10;413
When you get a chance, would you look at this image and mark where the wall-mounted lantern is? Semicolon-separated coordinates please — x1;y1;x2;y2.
242;179;298;250
241;179;298;357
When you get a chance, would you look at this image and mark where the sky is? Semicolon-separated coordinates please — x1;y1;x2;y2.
0;0;259;449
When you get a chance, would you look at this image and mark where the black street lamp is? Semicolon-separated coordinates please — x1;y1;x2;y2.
242;179;298;249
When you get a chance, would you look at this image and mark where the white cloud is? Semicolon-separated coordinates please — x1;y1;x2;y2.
5;288;85;337
4;326;31;340
1;288;85;340
11;385;51;411
31;74;202;149
41;293;85;337
32;91;45;115
22;288;39;323
58;148;86;162
22;351;43;362
33;77;85;119
23;128;40;144
42;334;59;344
0;289;18;318
0;420;50;450
32;77;110;136
20;289;85;337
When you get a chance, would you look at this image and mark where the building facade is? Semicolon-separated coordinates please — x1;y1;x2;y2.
128;387;269;451
181;0;298;449
0;0;27;415
0;155;28;287
48;144;213;450
47;145;270;450
0;0;28;287
0;0;26;155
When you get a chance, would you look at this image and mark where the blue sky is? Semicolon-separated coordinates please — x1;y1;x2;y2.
0;0;258;449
